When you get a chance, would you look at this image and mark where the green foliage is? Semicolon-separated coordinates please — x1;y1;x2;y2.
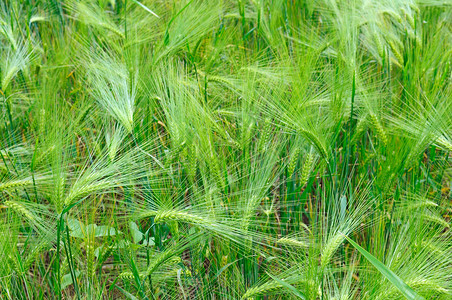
0;0;451;299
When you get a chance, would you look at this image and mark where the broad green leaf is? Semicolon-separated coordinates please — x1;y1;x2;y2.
61;271;80;290
95;225;120;237
67;218;85;238
67;219;120;238
94;245;103;258
142;237;155;246
344;235;425;300
129;221;144;244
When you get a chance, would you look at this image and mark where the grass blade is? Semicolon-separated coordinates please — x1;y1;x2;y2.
344;235;425;300
130;0;159;18
266;273;306;299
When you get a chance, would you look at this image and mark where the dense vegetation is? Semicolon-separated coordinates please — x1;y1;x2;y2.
0;0;451;299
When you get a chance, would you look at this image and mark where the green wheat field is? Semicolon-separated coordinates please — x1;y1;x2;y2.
0;0;451;299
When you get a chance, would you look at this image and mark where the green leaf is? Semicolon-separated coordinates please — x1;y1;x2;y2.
266;272;306;299
95;225;121;237
142;237;155;246
67;218;85;238
129;221;144;244
115;285;140;300
339;194;347;223
344;235;425;300
67;219;120;238
61;271;80;290
94;245;103;258
130;0;159;18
